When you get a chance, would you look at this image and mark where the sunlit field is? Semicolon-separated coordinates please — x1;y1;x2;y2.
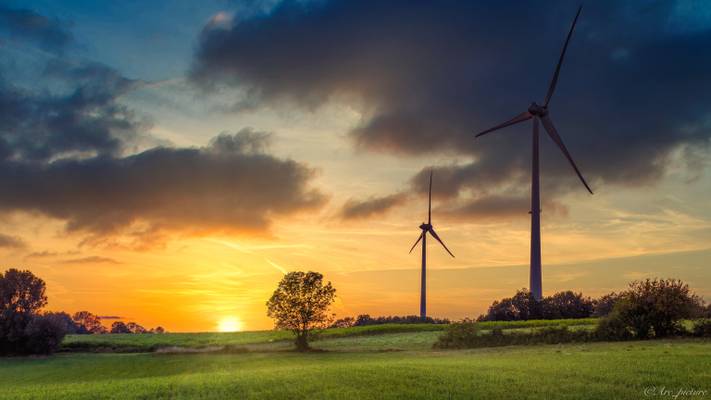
2;335;709;400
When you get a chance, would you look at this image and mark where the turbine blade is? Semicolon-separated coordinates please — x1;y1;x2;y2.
539;115;593;194
409;232;423;254
475;111;532;138
428;228;455;258
544;5;582;107
428;170;433;224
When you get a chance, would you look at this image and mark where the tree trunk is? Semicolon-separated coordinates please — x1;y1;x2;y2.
295;331;309;351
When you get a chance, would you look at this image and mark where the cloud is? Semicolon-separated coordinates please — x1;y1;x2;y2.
0;60;148;163
0;6;73;53
191;0;711;217
0;233;25;249
0;129;327;239
58;256;122;265
339;192;408;220
436;195;568;222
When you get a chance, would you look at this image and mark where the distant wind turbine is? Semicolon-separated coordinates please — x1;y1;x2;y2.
474;6;593;301
409;171;455;320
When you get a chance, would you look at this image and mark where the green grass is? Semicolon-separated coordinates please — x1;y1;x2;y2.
61;319;598;353
2;339;710;399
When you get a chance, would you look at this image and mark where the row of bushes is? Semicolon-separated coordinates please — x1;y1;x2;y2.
438;279;711;349
330;314;450;328
478;290;616;321
436;319;711;349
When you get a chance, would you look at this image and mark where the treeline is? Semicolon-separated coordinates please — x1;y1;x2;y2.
331;314;450;328
438;278;711;349
0;268;163;356
477;289;622;321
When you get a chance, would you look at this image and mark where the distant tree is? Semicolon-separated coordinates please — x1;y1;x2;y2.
72;311;106;334
542;291;593;319
0;268;47;315
43;311;79;334
266;271;336;351
593;292;622;317
24;314;66;354
0;269;64;355
330;316;355;328
350;315;449;326
110;321;131;334
598;278;704;339
126;322;147;334
479;289;542;321
152;326;165;334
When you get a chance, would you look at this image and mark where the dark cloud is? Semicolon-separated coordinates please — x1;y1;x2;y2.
58;256;122;265
436;195;568;222
340;192;408;220
0;129;327;238
0;61;146;162
0;6;73;53
192;0;711;219
0;233;25;249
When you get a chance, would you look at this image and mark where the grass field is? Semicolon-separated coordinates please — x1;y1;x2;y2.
3;319;709;399
2;339;709;399
61;318;598;353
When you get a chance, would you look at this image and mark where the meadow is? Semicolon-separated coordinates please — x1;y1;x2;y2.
2;319;710;399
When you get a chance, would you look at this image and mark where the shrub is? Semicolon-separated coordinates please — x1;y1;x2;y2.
593;292;622;317
352;314;449;326
542;291;594;319
435;323;592;349
434;319;480;348
24;314;66;354
692;319;711;337
596;279;703;339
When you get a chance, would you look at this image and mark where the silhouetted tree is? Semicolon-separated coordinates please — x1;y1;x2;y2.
330;316;355;328
542;291;593;319
24;314;66;354
126;322;147;334
479;289;542;321
43;311;79;334
350;315;449;326
0;269;65;354
72;311;106;334
152;326;165;334
266;271;336;351
592;292;622;317
0;269;48;354
110;321;131;334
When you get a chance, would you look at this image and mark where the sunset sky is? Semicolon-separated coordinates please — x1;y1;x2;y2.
1;0;710;332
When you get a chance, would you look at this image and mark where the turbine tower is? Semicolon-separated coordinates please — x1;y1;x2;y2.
474;6;593;301
409;171;455;320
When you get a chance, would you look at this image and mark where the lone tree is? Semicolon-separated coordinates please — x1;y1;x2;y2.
266;271;336;351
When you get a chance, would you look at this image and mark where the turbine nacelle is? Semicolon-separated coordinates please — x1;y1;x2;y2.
528;102;548;116
419;223;432;231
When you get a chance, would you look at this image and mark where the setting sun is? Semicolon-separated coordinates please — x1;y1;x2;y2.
217;317;243;332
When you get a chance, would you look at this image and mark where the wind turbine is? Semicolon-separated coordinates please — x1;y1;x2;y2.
409;171;455;320
474;6;592;301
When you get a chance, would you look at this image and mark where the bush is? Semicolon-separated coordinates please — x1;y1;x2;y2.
23;314;66;354
593;292;622;317
596;279;703;339
435;322;592;349
434;319;480;348
542;291;594;319
692;319;711;337
595;304;634;341
352;314;449;326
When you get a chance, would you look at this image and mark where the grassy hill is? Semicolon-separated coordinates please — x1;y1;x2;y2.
61;319;598;353
2;339;710;399
3;319;709;399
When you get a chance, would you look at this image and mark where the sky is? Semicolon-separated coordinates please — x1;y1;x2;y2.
1;0;710;332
